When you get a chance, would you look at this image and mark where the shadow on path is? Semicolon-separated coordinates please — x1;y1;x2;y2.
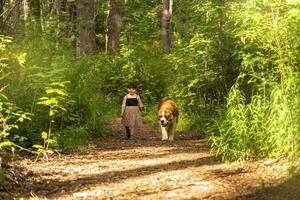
27;155;217;198
226;175;300;200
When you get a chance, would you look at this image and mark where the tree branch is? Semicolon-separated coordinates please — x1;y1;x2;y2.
0;0;22;22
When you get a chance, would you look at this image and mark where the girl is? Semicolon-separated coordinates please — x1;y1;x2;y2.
121;82;144;139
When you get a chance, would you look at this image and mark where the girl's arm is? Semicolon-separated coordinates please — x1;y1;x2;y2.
137;95;144;110
121;95;127;116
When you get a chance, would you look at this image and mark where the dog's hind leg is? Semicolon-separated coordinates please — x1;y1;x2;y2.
168;122;177;141
168;133;174;141
168;128;174;141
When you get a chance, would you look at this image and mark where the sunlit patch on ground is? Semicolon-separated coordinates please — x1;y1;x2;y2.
2;120;294;200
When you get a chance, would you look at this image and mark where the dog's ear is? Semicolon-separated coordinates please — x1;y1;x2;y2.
157;112;162;120
165;111;173;121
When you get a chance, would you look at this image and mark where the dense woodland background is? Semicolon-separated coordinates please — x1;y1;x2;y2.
0;0;299;181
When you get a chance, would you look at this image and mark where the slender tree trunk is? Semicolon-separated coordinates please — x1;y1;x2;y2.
217;0;227;102
51;0;61;16
218;1;224;74
30;0;42;32
61;0;67;12
66;1;76;37
50;0;66;18
76;0;96;56
23;0;29;29
161;0;173;53
40;0;45;31
106;0;122;55
0;0;4;32
9;0;21;31
127;23;133;47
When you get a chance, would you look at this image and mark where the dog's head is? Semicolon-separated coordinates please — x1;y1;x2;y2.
158;109;175;127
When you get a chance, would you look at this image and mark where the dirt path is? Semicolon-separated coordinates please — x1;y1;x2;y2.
1;118;299;200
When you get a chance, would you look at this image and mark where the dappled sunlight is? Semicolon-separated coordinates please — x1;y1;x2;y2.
1;0;298;199
26;146;211;180
31;155;215;195
225;174;300;200
50;157;290;199
70;170;213;200
7;125;290;200
6;116;291;200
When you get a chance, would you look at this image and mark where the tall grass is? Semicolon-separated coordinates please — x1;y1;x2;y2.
209;71;300;161
207;0;300;162
268;72;300;159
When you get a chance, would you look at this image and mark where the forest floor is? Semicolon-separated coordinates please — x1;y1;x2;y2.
1;118;300;200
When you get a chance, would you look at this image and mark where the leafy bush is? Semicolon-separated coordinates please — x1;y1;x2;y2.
208;0;300;161
60;126;91;152
0;35;31;165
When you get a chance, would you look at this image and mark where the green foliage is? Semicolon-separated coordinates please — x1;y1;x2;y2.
168;0;239;131
36;81;70;154
209;71;300;161
0;168;7;185
0;0;299;165
37;82;70;118
60;126;91;152
209;82;270;161
1;1;175;154
0;35;31;163
0;97;32;146
4;34;110;149
208;0;300;161
122;0;160;44
142;104;158;128
67;54;115;136
5;36;111;158
268;72;300;159
115;45;172;104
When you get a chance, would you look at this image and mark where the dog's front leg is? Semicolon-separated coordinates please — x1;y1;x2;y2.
161;126;168;140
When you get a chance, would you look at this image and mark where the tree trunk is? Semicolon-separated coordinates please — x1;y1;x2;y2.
106;0;122;55
23;0;29;29
217;0;227;102
30;0;42;32
60;0;67;13
50;0;67;18
161;0;173;53
76;0;96;56
66;1;76;37
9;0;21;31
66;2;76;37
0;0;4;32
51;0;61;16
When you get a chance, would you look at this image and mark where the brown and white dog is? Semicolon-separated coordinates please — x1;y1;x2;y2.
157;99;179;141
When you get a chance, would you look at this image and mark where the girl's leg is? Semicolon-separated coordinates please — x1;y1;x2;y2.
130;127;135;138
125;126;131;138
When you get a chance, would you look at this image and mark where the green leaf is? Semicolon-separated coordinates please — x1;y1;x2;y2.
32;144;44;149
45;149;54;154
45;88;67;96
46;139;56;144
41;131;48;139
17;53;27;66
0;141;13;147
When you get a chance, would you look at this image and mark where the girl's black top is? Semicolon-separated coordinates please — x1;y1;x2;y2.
126;98;139;106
